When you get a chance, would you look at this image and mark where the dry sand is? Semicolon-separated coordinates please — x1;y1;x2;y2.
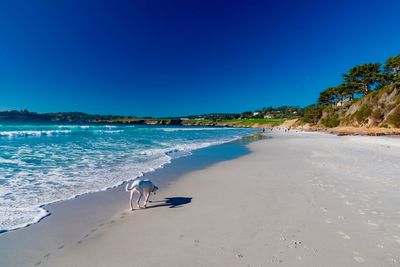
2;131;400;266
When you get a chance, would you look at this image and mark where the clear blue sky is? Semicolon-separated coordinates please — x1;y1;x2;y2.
1;0;400;117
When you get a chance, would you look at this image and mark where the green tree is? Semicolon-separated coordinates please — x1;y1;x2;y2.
384;54;400;83
343;63;381;95
318;87;337;106
339;82;358;100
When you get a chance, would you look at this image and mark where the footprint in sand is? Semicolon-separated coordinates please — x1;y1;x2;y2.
376;243;384;249
34;261;41;266
269;255;284;263
43;253;50;258
353;256;365;263
320;207;328;213
58;245;64;250
236;253;244;259
194;239;199;247
280;234;286;241
358;210;365;215
345;201;353;206
338;216;345;220
325;218;332;224
367;220;378;227
337;231;351;240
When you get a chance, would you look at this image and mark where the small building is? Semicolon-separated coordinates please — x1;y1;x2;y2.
336;98;351;107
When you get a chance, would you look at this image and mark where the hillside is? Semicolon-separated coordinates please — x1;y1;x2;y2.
343;83;400;128
317;83;399;128
294;53;400;135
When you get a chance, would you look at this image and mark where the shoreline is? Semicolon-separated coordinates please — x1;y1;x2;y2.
0;127;256;234
0;136;255;266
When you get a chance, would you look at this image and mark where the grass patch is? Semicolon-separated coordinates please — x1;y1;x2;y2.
219;118;287;126
181;119;214;124
387;106;400;127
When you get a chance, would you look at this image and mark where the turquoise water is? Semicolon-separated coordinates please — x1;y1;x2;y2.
0;123;255;232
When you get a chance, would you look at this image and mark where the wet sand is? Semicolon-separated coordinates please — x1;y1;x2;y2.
2;131;400;266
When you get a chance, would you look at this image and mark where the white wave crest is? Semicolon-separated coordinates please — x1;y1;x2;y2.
93;130;124;134
0;130;71;138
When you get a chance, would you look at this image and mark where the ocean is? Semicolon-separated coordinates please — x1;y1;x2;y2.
0;123;255;232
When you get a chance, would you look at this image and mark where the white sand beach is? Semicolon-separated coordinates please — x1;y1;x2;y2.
1;131;400;266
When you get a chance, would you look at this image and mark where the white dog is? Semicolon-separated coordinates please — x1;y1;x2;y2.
125;179;159;210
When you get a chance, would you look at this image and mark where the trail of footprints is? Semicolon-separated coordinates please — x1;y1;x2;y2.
315;185;400;264
32;204;399;266
33;212;127;266
316;177;387;228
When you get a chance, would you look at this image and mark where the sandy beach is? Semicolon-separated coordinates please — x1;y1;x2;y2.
1;131;400;266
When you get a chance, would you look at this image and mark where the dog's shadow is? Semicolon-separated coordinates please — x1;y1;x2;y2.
146;197;192;209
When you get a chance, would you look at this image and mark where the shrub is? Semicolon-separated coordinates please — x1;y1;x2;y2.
380;124;389;128
387;106;400;127
354;104;372;124
371;108;382;120
321;114;340;128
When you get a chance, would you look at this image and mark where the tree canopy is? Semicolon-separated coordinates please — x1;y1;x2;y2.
343;63;382;95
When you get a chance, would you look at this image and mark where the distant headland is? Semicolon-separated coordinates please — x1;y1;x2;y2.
0;107;296;128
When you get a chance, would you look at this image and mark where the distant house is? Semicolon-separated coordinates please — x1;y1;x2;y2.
264;114;273;119
180;118;189;120
253;112;260;116
336;98;351;107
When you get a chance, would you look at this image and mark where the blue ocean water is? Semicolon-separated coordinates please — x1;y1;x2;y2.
0;123;255;232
